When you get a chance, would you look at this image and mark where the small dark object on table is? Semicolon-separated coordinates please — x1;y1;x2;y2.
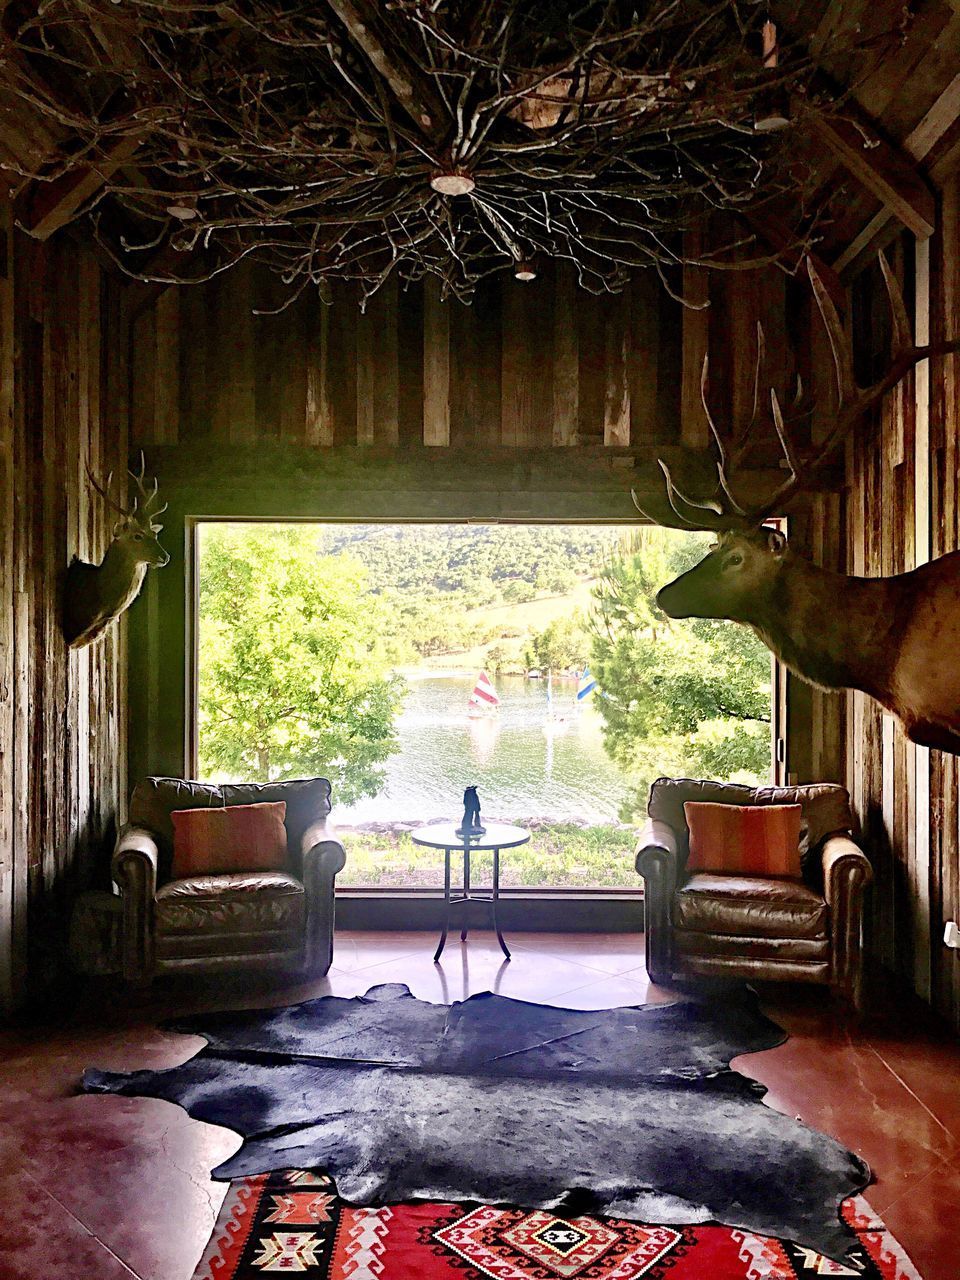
456;784;485;837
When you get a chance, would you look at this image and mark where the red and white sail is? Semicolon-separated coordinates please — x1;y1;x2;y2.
467;670;500;713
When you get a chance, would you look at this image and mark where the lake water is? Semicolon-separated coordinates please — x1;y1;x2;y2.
332;672;632;826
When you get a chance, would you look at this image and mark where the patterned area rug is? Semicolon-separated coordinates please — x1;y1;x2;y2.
191;1168;922;1280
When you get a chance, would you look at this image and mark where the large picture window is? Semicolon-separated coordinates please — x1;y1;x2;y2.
193;521;774;890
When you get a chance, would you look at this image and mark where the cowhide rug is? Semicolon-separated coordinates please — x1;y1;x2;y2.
82;984;869;1263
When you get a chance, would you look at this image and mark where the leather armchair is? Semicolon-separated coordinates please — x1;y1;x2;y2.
636;777;872;1009
112;777;346;983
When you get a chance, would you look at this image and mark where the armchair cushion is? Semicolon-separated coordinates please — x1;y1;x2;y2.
648;777;854;880
129;777;332;882
171;801;288;878
674;874;828;940
156;871;305;941
684;802;802;877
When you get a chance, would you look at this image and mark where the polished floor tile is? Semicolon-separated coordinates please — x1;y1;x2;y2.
3;930;958;1280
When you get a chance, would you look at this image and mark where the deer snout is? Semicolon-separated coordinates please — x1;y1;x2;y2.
655;582;687;618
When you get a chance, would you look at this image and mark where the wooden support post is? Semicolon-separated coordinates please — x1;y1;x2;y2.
552;266;579;446
808;115;935;241
21;135;141;241
422;278;450;447
680;229;709;448
835;75;960;277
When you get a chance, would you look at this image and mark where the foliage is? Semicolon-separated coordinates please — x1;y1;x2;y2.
524;612;591;673
197;525;403;801
590;528;771;818
339;823;638;889
312;524;624;663
315;525;620;597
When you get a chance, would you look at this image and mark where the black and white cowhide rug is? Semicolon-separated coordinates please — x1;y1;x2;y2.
82;984;869;1263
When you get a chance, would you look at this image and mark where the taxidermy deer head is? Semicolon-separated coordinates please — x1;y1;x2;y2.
632;255;960;755
63;454;169;649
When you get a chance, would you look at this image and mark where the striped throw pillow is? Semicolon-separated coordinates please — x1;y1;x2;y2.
683;802;803;878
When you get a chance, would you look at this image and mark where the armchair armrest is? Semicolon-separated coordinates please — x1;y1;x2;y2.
301;818;346;974
635;819;681;984
821;834;873;1007
111;826;159;983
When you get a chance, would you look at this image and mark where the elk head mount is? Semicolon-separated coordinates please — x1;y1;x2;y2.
632;254;960;755
64;455;169;649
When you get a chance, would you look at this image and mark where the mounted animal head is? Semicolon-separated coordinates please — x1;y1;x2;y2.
88;453;170;570
632;253;959;626
63;454;169;648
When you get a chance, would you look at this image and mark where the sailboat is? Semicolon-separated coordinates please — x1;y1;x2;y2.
542;670;569;735
576;666;597;704
467;670;500;718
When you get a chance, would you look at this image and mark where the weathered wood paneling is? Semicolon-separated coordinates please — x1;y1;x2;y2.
130;263;697;450
128;254;848;471
0;210;128;1011
834;212;960;1030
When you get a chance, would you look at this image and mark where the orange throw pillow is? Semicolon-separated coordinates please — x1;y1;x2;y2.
683;802;802;878
170;802;288;878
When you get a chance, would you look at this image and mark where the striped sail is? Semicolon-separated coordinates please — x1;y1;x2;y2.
468;670;500;714
576;666;597;702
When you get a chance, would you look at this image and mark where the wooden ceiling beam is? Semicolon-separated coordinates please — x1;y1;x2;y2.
834;72;960;277
20;133;141;241
807;111;935;242
744;211;847;311
325;0;447;139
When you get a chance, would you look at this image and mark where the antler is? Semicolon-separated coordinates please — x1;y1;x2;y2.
87;451;166;531
634;252;960;530
85;466;131;520
631;320;769;531
127;450;168;530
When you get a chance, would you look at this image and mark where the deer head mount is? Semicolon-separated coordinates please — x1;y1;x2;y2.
63;454;169;649
632;254;960;755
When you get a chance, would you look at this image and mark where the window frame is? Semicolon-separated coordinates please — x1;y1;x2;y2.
187;515;782;898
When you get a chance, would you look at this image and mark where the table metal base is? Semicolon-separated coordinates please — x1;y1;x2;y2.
434;844;510;962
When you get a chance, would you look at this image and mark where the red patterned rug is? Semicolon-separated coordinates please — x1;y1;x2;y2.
192;1168;922;1279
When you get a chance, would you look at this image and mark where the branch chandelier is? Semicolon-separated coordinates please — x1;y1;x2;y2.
0;2;847;304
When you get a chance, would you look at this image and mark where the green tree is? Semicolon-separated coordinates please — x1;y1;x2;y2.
502;579;536;603
197;525;403;802
590;528;771;817
525;612;591;673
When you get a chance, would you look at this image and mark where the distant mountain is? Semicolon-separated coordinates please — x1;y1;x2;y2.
314;523;628;596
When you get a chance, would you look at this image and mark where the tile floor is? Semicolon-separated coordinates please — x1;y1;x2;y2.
1;930;958;1280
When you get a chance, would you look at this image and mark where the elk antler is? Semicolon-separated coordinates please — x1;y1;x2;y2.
631;319;777;531
633;252;960;530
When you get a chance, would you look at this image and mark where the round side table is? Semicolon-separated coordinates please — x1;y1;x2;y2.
411;821;530;962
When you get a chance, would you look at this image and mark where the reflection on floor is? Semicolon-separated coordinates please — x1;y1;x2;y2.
0;931;957;1280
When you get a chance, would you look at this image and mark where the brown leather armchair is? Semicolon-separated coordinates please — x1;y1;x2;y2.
112;776;345;983
636;778;872;1008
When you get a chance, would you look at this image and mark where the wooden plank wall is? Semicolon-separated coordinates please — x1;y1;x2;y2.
837;208;960;1030
0;209;129;1012
129;259;685;452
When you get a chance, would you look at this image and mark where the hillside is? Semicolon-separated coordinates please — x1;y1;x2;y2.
311;522;631;670
315;523;628;596
422;577;600;671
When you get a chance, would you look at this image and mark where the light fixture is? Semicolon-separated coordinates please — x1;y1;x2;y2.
430;170;476;196
753;19;790;132
514;260;537;282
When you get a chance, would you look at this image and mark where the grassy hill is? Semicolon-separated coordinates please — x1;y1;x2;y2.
423;577;597;672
